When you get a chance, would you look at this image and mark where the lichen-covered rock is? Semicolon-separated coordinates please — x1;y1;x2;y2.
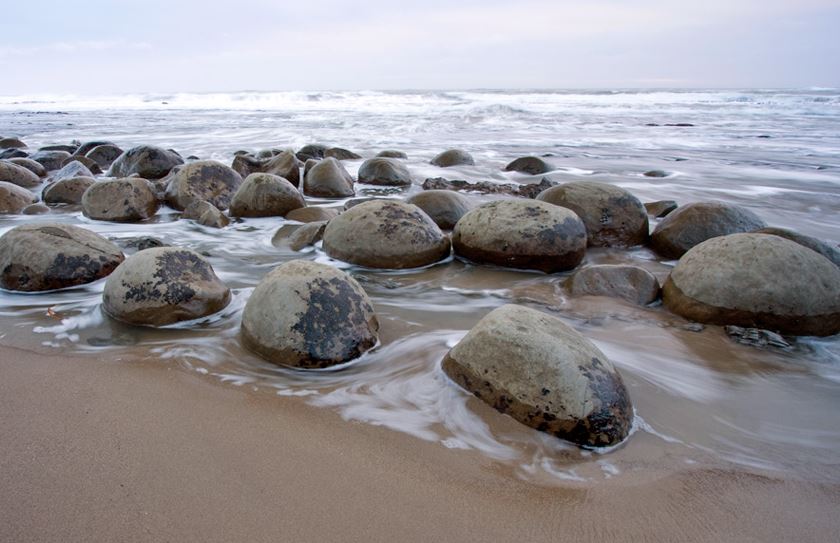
182;200;230;228
504;156;552;175
0;181;37;214
82;178;159;222
229;173;305;217
285;206;339;223
650;201;766;259
8;157;47;178
431;149;474;167
84;143;123;170
241;260;379;368
323;200;450;269
644;200;678;218
43;176;96;205
452;199;586;273
28;150;72;171
102;247;230;326
442;304;634;448
325;147;361;160
303;157;355;198
567;265;661;305
754;227;840;268
107;145;184;180
50;160;93;183
357;157;412;186
376;150;407;159
0;160;41;188
406;190;473;230
536;181;649;247
663;233;840;336
0;223;124;291
164;160;243;211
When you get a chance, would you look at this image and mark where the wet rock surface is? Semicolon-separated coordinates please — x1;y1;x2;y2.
567;265;661;305
422;177;558;199
303;157;355;198
405;190;473;230
82;178;159;222
754;226;840;268
231;151;301;186
42;176;96;205
0;160;41;188
357;157;412;186
504;156;553;175
28;150;72;172
286;206;339;223
0;181;37;214
324;147;361;160
107;145;184;180
431;149;475;167
50;160;94;183
7;157;47;178
288;221;328;251
644;200;678;218
229;173;305;217
182;200;230;228
84;144;123;170
165;160;243;211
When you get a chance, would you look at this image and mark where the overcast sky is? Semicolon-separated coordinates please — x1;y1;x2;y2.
2;0;839;94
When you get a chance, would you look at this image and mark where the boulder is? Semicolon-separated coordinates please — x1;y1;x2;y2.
50;160;93;183
229;173;305;217
82;178;159;222
60;155;102;175
754;227;840;268
0;160;41;188
0;223;124;291
0;149;28;159
405;190;473;230
231;151;300;186
102;247;231;327
441;304;634;448
650;201;766;259
8;158;46;178
504;156;552;175
0;137;26;149
431;149;475;167
164;160;243;211
536;181;649;247
323;200;450;269
107;145;184;179
324;147;362;160
644;200;678;218
74;140;116;156
84;143;123;170
296;143;329;162
28;150;72;171
286;206;339;223
0;181;37;214
22;203;50;215
376;150;407;159
303;157;354;198
182;200;230;228
241;260;379;368
38;144;78;154
357;157;412;186
42;176;96;205
452;199;586;273
663;233;840;336
567;265;660;305
288;221;328;251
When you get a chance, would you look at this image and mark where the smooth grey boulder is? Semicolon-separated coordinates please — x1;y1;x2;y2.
567;265;661;305
295;143;329;162
60;154;102;175
164;160;243;211
28;150;72;171
229;173;305;217
241;260;379;369
650;201;766;259
452;199;586;273
50;160;93;183
0;160;41;188
303;157;355;198
754;227;840;268
376;150;407;159
82;178;159;222
84;144;123;170
107;145;184;180
8;157;47;178
324;147;362;160
431;149;474;167
103;247;231;327
357;157;412;186
663;233;840;336
182;200;230;228
231;151;301;187
504;156;552;175
406;190;473;230
323;200;450;269
0;181;37;214
442;304;634;448
286;206;339;223
43;176;96;205
536;181;649;247
0;223;124;291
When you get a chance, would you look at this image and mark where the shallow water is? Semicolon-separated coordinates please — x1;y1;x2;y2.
1;89;839;486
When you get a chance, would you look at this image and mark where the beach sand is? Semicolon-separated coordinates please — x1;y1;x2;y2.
2;343;838;542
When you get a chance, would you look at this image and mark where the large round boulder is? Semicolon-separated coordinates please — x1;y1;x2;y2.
504;156;552;175
357;157;412;186
8;157;47;178
82;178;159;222
107;145;184;179
241;260;379;369
650;201;766;259
536;181;649;247
303;157;354;198
231;150;301;186
28;150;72;171
406;190;473;230
431;149;474;167
754;227;840;268
229;173;305;217
164;160;243;211
0;181;37;214
103;247;231;327
452;199;586;273
442;304;634;448
42;176;96;205
567;265;661;305
323;200;450;269
0;160;41;188
663;233;840;336
84;144;123;170
0;223;124;291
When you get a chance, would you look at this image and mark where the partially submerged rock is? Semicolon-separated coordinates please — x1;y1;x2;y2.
0;181;37;214
303;157;354;198
422;177;558;199
431;149;475;167
84;143;123;170
229;173;305;217
286;206;339;223
164;160;243;211
107;145;184;180
0;160;41;188
376;150;407;159
504;156;552;175
324;147;362;160
43;176;96;205
644;200;678;218
231;151;301;186
567;265;660;305
182;200;230;228
357;157;412;186
405;190;473;230
288;221;328;251
82;178;159;222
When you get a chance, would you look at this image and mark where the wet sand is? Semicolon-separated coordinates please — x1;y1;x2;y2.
2;344;838;542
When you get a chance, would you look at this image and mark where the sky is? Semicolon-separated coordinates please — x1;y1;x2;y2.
1;0;839;94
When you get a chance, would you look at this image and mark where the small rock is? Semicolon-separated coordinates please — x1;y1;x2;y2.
644;200;678;218
296;143;329;162
324;147;362;160
725;326;792;349
504;156;552;175
22;203;50;215
567;265;661;305
431;149;475;167
376;150;407;159
643;170;670;178
288;221;328;251
357;157;412;186
286;206;339;223
182;200;230;228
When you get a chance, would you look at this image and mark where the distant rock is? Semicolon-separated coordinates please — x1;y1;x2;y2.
0;137;26;149
107;145;184;179
643;170;670;178
357;157;412;186
431;149;475;167
504;156;552;175
324;147;362;160
296;143;329;162
376;150;408;159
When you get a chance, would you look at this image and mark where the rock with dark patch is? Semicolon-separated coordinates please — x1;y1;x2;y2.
0;223;124;291
325;147;362;160
504;156;552;175
357;157;412;187
567;265;661;305
0;137;26;149
38;144;78;154
288;221;328;251
406;190;473;230
323;200;450;269
285;206;339;223
231;151;301;186
182;200;230;228
650;201;766;259
644;200;678;218
107;145;184;180
754;227;840;268
241;260;379;369
441;304;634;448
122;236;167;253
102;247;231;327
643;170;670;178
296;143;329;162
303;157;355;198
22;203;50;215
663;233;840;336
60;155;102;175
0;160;41;188
0;181;37;214
50;160;93;183
422;176;559;199
431;149;475;167
536;182;649;247
0;149;28;159
343;197;384;211
42;176;96;205
84;143;124;170
164;160;243;211
452;199;586;273
376;150;407;159
229;173;305;218
74;140;115;157
28;150;72;171
82;178;159;222
8;158;46;178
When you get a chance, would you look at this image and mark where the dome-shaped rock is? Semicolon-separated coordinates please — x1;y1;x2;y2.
303;157;354;198
504;156;552;175
376;150;407;159
107;145;184;180
84;144;123;170
0;160;41;188
8;157;47;178
0;181;37;214
406;190;473;230
357;157;412;186
431;149;474;167
164;160;242;211
51;160;93;182
567;265;661;305
28;150;72;171
82;178;159;222
754;227;840;268
229;173;305;217
43;176;95;205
